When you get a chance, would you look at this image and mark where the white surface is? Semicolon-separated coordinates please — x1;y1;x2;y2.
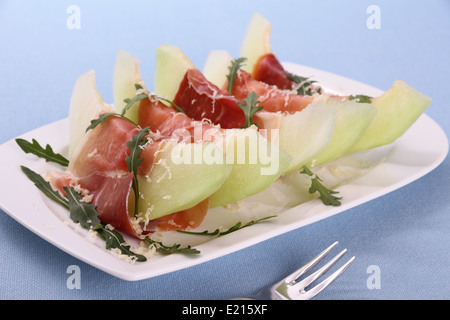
0;64;447;281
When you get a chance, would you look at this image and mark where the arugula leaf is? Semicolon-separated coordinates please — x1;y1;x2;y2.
96;227;147;262
348;94;372;104
125;126;150;174
121;93;149;117
16;139;69;167
64;186;102;230
237;92;264;128
286;73;322;96
226;57;247;94
157;96;185;114
122;83;185;115
125;126;150;216
144;237;200;255
85;113;120;132
20;166;69;209
20;166;147;261
178;215;277;237
86;111;142;132
301;166;342;206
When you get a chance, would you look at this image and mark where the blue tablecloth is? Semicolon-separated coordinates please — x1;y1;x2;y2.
0;0;448;300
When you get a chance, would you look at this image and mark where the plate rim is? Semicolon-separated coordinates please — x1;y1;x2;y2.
0;63;448;281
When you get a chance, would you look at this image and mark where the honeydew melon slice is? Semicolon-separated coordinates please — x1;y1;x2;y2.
348;80;432;153
69;67;232;223
257;103;337;173
68;70;114;159
153;44;292;207
209;126;291;207
113;49;143;123
154;44;196;101
309;98;378;167
137;141;232;220
240;12;272;74
202;49;233;89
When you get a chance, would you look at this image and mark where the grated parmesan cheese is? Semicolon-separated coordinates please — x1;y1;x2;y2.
155;158;172;183
87;148;97;158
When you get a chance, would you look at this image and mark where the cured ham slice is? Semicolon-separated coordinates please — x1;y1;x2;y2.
138;97;223;143
251;53;296;90
172;66;315;131
69;116;139;177
53;115;211;237
143;198;210;232
230;69;314;113
84;172;136;235
51;116;142;237
173;69;247;129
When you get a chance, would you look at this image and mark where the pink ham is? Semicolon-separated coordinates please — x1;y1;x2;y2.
51;114;211;237
230;69;314;113
172;69;247;129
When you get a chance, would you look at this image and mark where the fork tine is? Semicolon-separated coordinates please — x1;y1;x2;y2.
301;255;355;300
294;248;348;290
284;241;339;284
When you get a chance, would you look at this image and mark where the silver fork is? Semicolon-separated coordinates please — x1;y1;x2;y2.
235;241;355;300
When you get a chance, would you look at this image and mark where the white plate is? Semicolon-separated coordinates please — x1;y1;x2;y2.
0;63;448;281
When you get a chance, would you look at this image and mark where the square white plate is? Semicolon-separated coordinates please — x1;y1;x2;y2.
0;63;448;281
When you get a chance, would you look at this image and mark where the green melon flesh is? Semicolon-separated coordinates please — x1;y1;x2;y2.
137;141;232;220
68;70;114;159
240;12;272;73
154;44;196;100
202;49;233;89
209;127;292;208
348;80;431;153
310;98;377;167
152;44;292;207
273;103;338;173
113;49;143;123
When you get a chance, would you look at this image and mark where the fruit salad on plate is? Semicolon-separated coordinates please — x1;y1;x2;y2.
16;13;431;262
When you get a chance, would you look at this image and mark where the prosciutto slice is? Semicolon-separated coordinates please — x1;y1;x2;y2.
172;69;247;129
171;65;316;131
230;69;314;113
51;117;141;237
251;53;296;90
52;114;210;237
138;97;223;143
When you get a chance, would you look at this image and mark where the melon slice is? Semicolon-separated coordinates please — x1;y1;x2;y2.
202;49;233;89
154;44;196;101
113;49;143;123
68;70;114;159
240;12;272;74
152;44;293;207
309;98;377;167
209;127;292;208
348;80;431;153
69;68;232;222
256;103;337;173
137;141;232;220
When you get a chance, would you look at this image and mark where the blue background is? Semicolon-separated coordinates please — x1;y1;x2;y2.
0;0;449;300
